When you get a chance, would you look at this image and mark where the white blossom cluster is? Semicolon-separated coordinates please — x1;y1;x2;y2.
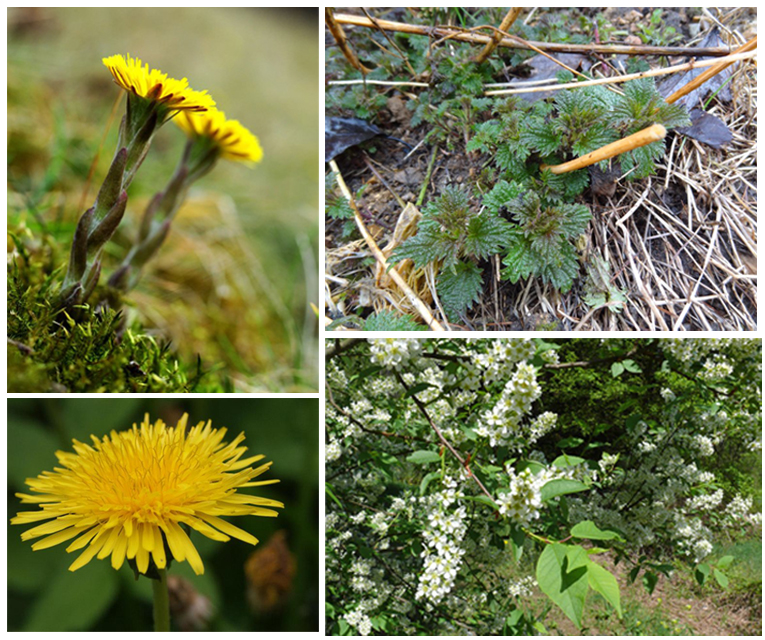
507;575;536;598
496;467;545;525
474;339;536;385
368;338;422;368
416;476;468;604
475;362;543;447
343;608;372;636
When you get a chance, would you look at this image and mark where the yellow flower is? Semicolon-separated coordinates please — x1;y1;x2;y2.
175;108;263;163
11;414;282;576
102;54;215;112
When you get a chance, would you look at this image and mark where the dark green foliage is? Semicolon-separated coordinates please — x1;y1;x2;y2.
363;310;426;331
394;185;511;271
7;232;222;393
484;184;590;292
437;261;484;318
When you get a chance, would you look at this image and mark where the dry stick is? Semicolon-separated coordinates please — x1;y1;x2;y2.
328;159;446;331
333;13;732;57
325;8;372;75
361;7;417;76
542;124;667;174
473;7;523;63
486;50;757;95
666;35;757;104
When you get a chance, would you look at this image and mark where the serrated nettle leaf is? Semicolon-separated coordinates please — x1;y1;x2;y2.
437;261;483;318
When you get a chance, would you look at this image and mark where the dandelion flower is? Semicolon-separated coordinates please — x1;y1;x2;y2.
11;414;282;576
103;53;215;113
175;108;263;163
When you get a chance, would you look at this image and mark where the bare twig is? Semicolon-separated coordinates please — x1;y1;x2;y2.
333;13;733;57
329;159;446;331
325;8;372;75
666;35;757;104
542;124;667;175
486;50;757;95
473;8;522;63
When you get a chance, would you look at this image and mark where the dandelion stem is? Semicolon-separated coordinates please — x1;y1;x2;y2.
152;568;171;632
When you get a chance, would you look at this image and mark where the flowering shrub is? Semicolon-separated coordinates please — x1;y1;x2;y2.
325;338;761;634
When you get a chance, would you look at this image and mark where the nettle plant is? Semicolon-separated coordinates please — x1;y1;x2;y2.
392;78;690;318
325;338;761;635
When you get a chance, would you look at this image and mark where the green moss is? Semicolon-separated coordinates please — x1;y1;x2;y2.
7;224;226;393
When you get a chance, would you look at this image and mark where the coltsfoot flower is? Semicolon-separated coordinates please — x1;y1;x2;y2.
175;107;263;164
11;414;282;576
103;54;215;114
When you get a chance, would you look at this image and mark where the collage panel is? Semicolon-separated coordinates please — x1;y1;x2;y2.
8;7;319;392
7;397;319;631
325;337;762;635
324;8;756;331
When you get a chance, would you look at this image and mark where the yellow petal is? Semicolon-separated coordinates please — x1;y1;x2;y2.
161;522;187;562
69;531;108;572
199;515;259;547
136;547;150;574
167;521;204;575
66;527;100;552
32;525;92;551
126;529;141;559
20;517;78;541
111;532;128;570
152;528;166;569
182;517;230;542
142;522;155;552
97;525;122;560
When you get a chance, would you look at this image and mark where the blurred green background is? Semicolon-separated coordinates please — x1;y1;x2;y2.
7;7;319;391
7;397;319;631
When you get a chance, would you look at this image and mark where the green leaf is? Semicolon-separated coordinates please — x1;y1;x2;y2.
23;560;119;631
643;570;659;594
326;483;343;509
405;382;432;397
557;436;584;449
713;568;729;589
464;494;498;510
695;563;711;586
622;359;641;373
587;559;622;617
552;454;585;468
406;450;442;464
536;543;588;628
611;362;625;377
570;520;624;541
363;310;426;331
437;261;484;318
541;478;590;502
508;526;526;563
419;471;442;496
716;555;734;570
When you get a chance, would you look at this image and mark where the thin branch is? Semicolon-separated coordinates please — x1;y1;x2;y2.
333;14;733;58
485;50;757;95
666;35;757;104
473;8;523;63
329;159;446;331
395;371;495;503
325;338;365;360
325;8;372;75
